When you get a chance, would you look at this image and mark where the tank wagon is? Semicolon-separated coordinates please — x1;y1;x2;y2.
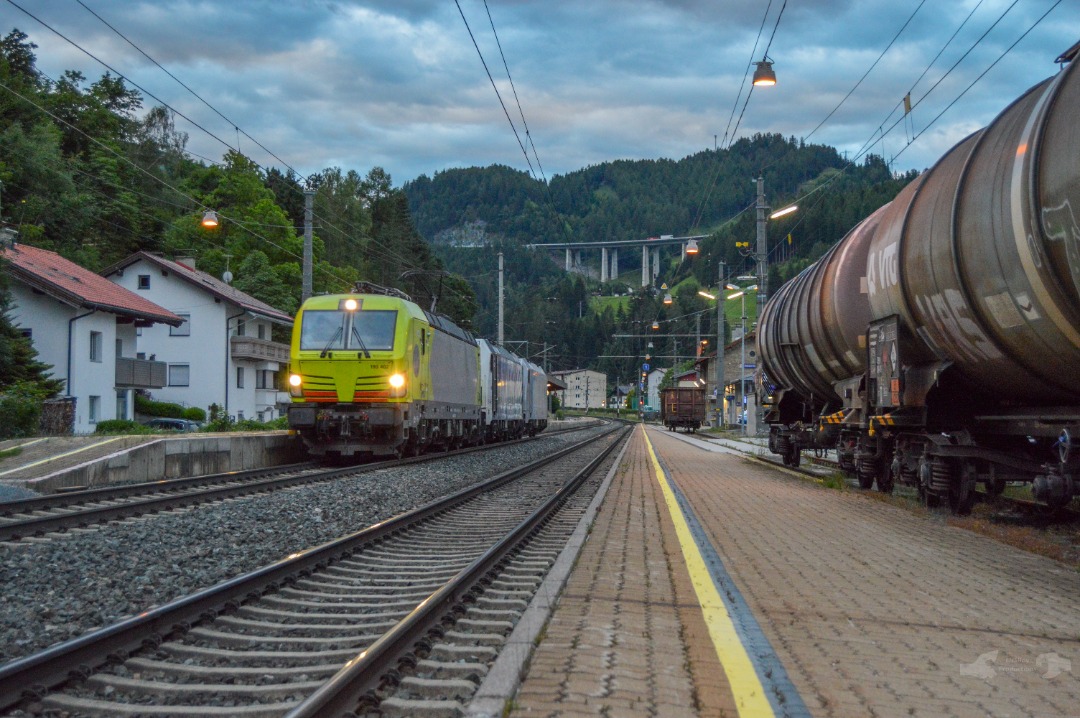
759;43;1080;513
287;283;547;459
660;386;707;432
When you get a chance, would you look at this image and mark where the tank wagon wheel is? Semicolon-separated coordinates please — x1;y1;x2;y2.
768;432;778;453
776;435;792;465
917;457;941;508
947;461;978;515
876;458;895;495
786;442;802;468
855;457;876;490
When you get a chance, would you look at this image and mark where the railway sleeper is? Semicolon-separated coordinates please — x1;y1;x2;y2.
236;604;400;624
416;658;489;680
84;672;325;697
123;656;342;679
159;643;362;665
380;696;465;718
441;629;508;647
214;615;399;635
41;693;301;717
428;643;498;663
187;626;378;648
400;675;478;699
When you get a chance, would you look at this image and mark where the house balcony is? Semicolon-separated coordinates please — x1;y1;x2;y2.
230;335;290;364
115;357;167;389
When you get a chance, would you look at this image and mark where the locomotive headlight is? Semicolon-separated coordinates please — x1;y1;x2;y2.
343;298;358;311
388;373;405;389
288;373;302;396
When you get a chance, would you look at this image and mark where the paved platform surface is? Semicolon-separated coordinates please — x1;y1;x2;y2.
510;424;1080;717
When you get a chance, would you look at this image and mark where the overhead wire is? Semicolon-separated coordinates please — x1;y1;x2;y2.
0;76;358;290
453;0;535;178
20;0;434;279
758;0;1060;265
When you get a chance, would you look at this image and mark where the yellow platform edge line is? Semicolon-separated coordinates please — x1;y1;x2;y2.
642;426;776;718
0;436;126;478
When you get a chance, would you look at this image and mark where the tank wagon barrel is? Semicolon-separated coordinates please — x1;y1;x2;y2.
759;43;1080;511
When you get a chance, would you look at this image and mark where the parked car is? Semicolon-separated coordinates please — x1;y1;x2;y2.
144;418;201;432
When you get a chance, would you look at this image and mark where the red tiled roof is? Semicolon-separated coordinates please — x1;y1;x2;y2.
101;251;293;324
2;243;183;326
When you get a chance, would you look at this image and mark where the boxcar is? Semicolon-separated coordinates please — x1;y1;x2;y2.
660;386;706;432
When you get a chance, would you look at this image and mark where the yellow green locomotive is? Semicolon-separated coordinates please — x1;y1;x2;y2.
287;282;548;459
286;283;482;459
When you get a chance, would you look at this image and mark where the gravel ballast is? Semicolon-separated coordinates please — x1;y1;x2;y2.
0;426;607;665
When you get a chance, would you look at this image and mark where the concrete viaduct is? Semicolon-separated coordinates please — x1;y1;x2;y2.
525;235;709;287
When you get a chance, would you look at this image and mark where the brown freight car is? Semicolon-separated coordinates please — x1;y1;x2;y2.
660;386;706;432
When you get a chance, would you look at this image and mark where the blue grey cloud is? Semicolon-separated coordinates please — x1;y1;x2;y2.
6;0;1077;185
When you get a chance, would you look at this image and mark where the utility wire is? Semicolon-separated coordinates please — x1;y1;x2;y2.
454;0;535;178
482;0;546;184
0;76;356;290
28;0;427;276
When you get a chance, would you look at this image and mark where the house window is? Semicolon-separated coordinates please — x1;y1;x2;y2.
115;390;127;421
236;366;245;388
237;320;246;337
115;338;123;358
137;275;150;290
257;323;265;340
19;328;31;339
90;331;103;362
256;370;268;390
88;395;100;423
170;314;190;336
169;364;190;387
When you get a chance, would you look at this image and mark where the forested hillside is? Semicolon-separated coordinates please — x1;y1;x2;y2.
404;134;917;389
0;29;471;327
0;24;919;404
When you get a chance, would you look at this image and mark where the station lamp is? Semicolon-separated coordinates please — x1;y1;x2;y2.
753;57;777;87
201;210;220;228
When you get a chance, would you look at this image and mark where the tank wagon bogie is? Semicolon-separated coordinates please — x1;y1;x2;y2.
287;283;546;460
759;44;1080;513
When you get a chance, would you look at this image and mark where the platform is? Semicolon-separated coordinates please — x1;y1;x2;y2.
495;424;1080;717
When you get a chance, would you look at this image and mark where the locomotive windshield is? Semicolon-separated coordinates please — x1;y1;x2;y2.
300;310;397;352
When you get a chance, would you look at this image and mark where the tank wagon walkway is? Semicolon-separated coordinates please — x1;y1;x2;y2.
497;425;1080;718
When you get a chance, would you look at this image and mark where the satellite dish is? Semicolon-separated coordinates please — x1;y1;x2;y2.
222;270;233;284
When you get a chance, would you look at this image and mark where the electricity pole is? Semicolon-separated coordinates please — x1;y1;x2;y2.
717;260;725;427
498;252;504;345
302;180;315;302
756;176;768;308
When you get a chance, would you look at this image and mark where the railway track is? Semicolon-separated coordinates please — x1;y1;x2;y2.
0;425;589;543
0;424;629;717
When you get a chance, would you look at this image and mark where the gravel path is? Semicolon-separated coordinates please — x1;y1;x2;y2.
0;427;605;665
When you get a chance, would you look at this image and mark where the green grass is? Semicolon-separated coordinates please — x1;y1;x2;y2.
0;447;23;460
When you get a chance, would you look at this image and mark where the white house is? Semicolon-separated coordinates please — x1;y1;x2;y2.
645;366;668;412
101;252;293;422
550;369;607;410
2;242;183;434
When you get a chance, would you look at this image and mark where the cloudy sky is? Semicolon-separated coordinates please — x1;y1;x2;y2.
5;0;1078;187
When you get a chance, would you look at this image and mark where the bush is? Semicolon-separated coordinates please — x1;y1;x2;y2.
94;419;153;435
135;396;205;422
0;382;43;439
182;407;206;422
204;416;288;433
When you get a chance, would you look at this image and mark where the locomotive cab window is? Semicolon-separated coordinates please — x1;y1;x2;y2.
300;309;397;352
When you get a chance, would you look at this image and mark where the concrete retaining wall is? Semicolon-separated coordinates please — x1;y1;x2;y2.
18;433;306;495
